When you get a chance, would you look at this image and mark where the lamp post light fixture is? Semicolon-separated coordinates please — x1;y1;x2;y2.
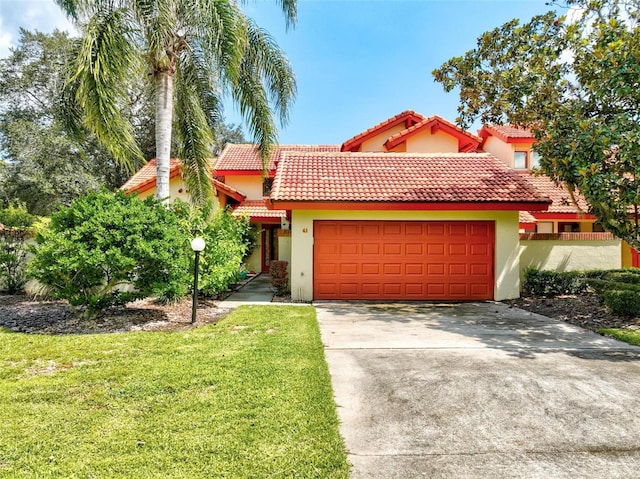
190;237;206;324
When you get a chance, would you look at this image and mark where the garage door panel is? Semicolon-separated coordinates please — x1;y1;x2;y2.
449;264;467;276
340;243;358;255
340;263;358;275
362;243;380;255
314;220;494;300
406;243;424;255
405;263;423;275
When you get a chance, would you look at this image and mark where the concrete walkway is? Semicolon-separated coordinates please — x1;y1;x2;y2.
217;273;274;308
316;301;640;479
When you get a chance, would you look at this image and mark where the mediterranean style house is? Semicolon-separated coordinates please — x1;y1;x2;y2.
122;110;634;302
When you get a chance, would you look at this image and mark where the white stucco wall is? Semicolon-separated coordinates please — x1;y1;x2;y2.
289;210;521;302
519;240;622;275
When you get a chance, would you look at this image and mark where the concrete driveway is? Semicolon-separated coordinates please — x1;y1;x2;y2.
315;302;640;479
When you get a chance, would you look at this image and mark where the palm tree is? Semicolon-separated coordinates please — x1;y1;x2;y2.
55;0;296;205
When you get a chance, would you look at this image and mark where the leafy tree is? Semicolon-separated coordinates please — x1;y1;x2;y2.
433;0;640;249
0;29;138;215
56;0;297;206
29;191;191;318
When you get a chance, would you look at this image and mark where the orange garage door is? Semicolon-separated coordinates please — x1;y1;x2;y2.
313;220;494;300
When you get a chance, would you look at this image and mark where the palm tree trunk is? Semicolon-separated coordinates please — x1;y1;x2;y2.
155;71;174;202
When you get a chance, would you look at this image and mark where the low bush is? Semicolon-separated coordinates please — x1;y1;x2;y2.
29;191;191;318
604;270;640;285
522;267;587;296
270;260;289;295
603;289;640;317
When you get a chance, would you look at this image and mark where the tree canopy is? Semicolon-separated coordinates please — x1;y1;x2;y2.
55;0;296;206
433;0;640;249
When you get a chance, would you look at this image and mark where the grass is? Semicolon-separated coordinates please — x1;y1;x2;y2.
0;305;349;478
598;328;640;347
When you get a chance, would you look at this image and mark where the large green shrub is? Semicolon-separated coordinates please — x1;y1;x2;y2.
29;191;190;318
196;209;255;296
0;201;36;293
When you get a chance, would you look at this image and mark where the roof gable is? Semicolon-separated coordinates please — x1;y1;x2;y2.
384;115;482;152
340;110;426;152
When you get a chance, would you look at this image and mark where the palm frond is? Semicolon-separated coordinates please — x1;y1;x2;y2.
69;7;144;173
174;49;215;207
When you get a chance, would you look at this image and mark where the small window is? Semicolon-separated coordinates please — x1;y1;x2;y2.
537;221;554;234
531;151;541;169
592;222;605;232
514;151;527;169
559;222;579;233
262;178;274;196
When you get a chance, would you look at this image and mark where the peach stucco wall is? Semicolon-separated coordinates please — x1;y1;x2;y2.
482;137;515;168
405;129;458;153
289;210;521;302
224;175;263;200
360;124;406;152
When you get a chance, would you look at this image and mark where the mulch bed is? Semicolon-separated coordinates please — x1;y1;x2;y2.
0;295;230;334
504;293;640;332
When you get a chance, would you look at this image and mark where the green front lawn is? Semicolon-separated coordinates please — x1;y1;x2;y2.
0;305;349;478
599;328;640;347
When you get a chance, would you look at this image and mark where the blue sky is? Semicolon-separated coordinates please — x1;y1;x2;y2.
0;0;557;144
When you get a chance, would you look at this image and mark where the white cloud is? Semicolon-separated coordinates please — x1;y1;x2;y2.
0;0;77;57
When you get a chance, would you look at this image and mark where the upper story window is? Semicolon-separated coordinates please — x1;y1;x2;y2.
263;177;274;196
514;151;528;169
531;151;541;169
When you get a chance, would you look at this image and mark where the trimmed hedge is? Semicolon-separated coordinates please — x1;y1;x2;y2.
603;289;640;317
522;267;587;296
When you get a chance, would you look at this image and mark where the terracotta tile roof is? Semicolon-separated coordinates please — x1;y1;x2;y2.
384;115;482;152
215;144;340;172
232;200;287;219
213;179;246;202
479;124;535;143
519;211;538;224
270;152;550;205
121;158;182;193
518;172;590;214
340;110;426;152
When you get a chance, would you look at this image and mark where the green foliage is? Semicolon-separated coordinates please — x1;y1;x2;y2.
0;202;36;293
196;209;256;296
603;289;640;317
0;200;36;229
522;267;587;296
433;0;640;250
270;260;289;295
28;191;190;318
0;29;138;215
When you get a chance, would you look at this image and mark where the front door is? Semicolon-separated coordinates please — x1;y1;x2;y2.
261;225;280;273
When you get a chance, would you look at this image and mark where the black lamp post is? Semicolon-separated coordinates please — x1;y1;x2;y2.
190;237;205;324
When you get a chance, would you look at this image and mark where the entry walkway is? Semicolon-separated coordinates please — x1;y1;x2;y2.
217;274;274;308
